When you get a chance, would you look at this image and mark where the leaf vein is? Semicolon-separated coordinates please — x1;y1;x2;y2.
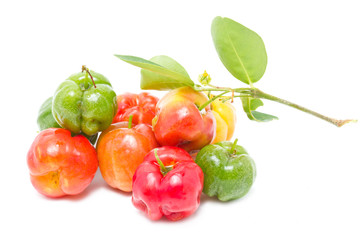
221;19;252;85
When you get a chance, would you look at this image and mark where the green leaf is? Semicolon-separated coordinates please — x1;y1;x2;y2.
115;55;164;69
250;111;278;122
211;16;268;85
115;54;194;90
141;55;194;90
241;97;278;122
250;98;263;111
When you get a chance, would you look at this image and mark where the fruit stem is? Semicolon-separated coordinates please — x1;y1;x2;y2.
82;65;97;88
128;115;133;129
230;138;238;154
251;88;357;127
154;149;168;176
198;91;229;111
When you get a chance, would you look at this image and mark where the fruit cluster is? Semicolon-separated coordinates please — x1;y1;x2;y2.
27;15;351;222
27;67;256;221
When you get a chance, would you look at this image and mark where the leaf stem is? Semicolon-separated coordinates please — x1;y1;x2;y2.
194;86;251;93
252;88;356;127
196;83;355;127
221;94;251;102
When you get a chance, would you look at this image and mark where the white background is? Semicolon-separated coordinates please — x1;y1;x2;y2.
1;0;362;239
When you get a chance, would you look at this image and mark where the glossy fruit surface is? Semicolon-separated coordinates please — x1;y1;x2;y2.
27;128;98;198
195;141;256;201
53;70;117;136
152;87;216;152
113;92;158;125
132;146;204;221
210;98;236;143
97;121;159;192
37;97;61;130
37;97;98;145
